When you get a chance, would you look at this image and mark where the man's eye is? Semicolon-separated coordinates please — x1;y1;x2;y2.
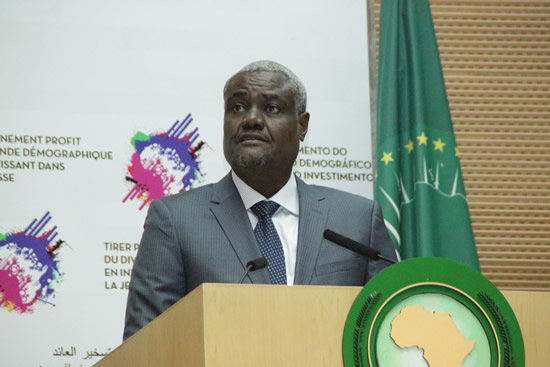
266;104;280;113
232;104;245;112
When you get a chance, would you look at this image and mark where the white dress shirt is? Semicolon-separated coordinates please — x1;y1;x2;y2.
231;171;299;285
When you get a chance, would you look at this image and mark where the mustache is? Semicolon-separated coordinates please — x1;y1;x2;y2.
237;133;268;143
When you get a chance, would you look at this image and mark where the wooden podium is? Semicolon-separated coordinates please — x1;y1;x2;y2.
95;284;548;367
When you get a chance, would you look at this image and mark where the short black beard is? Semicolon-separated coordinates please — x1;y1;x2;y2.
233;154;268;168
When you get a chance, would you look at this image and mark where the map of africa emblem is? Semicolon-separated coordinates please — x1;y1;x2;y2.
342;258;524;367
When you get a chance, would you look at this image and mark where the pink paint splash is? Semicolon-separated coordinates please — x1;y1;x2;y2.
122;153;175;210
0;255;39;313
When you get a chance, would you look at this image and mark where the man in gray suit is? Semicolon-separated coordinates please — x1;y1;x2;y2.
123;60;396;340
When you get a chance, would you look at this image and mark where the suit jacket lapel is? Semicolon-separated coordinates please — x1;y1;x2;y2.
294;177;329;285
209;173;271;284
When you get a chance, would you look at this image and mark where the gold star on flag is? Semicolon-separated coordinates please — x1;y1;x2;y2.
405;140;414;153
433;138;446;152
455;147;460;157
417;132;428;145
381;152;394;165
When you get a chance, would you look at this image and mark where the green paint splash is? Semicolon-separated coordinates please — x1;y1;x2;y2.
131;132;152;148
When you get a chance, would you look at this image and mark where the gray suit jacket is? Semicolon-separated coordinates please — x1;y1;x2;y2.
123;173;396;339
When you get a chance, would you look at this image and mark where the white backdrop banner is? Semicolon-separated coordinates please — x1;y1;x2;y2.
0;1;374;365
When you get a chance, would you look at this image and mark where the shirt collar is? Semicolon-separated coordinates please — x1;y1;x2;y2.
231;171;299;216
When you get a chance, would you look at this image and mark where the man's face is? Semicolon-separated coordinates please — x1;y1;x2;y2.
223;71;309;172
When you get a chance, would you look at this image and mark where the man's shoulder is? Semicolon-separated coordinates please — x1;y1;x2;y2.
152;181;217;209
301;181;377;208
153;173;234;207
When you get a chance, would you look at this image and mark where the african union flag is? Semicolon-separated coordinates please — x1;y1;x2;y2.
375;0;480;270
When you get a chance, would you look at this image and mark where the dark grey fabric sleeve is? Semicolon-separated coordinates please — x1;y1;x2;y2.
123;199;186;340
366;200;398;282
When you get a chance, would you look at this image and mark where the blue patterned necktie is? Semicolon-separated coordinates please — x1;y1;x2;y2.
250;200;287;285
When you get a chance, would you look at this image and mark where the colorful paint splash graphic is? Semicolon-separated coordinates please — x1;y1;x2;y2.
0;212;65;313
123;114;205;210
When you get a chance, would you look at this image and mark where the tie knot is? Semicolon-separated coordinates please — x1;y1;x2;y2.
251;200;280;219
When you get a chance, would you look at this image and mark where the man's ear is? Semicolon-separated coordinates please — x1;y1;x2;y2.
298;112;310;141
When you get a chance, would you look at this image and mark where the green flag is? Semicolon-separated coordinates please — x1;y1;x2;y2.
375;0;480;270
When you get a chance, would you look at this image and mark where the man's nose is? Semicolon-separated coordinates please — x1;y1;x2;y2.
243;106;264;129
